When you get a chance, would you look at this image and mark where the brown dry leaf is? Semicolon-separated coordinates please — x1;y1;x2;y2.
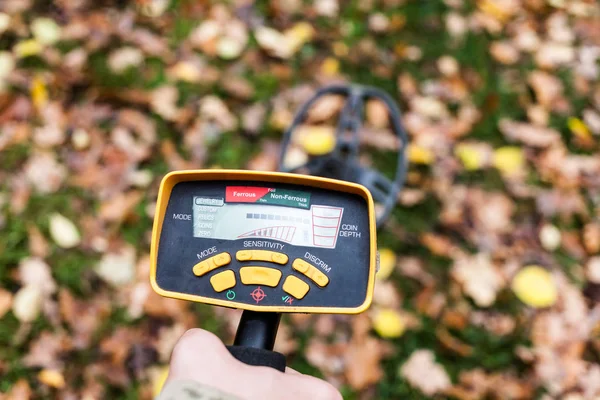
499;119;561;147
99;191;143;223
221;75;254;100
436;327;473;356
470;311;516;336
345;335;387;390
452;253;505;307
449;369;533;400
306;95;344;123
23;152;66;194
4;378;32;400
23;331;70;369
535;42;575;69
100;327;138;365
366;99;389;129
18;257;56;296
359;127;401;151
273;322;299;355
108;47;144;73
59;289;111;348
470;191;514;234
400;349;451;396
305;338;346;376
241;103;266;136
0;288;13;319
95;245;136;287
490;40;519;64
150;86;180;122
420;233;456;257
199;95;237;131
586;257;600;284
528;70;564;109
27;224;49;258
156;323;186;362
583;223;600;254
247;141;279;171
536;189;588;219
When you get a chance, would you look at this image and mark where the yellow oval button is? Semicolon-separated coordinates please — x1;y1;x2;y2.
240;267;282;287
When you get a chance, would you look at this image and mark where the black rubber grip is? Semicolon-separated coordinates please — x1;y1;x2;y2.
227;345;286;372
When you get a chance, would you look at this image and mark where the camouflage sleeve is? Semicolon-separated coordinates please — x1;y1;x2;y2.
156;380;242;400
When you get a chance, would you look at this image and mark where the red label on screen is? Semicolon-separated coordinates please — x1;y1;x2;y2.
226;186;272;203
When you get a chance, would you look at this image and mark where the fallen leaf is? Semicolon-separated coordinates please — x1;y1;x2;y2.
14;39;43;58
108;47;144;73
152;366;169;397
31;17;61;45
512;265;557;308
372;308;405;338
24;152;66;194
27;224;50;258
499;119;561;147
408;144;434;164
345;335;388;390
490;40;520;64
400;349;451;396
582;223;600;254
23;331;69;369
18;257;56;296
49;213;81;249
539;223;562;251
12;285;43;322
455;142;491;171
376;248;396;280
306;95;344;123
528;70;564;108
493;146;525;176
0;288;13;319
99;191;143;223
296;125;336;156
452;253;505;307
38;369;66;389
95;245;136;287
586;257;600;284
366;99;389;129
150;86;180;121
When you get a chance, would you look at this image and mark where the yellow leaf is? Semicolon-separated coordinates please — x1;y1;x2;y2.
477;0;513;22
373;308;405;338
14;39;43;58
152;366;170;397
377;248;396;280
511;265;557;308
568;117;592;140
38;369;65;389
455;143;484;171
493;146;524;175
320;57;339;76
298;126;336;156
408;144;434;165
30;76;48;110
285;22;314;47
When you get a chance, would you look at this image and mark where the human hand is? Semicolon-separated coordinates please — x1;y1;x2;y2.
159;328;342;400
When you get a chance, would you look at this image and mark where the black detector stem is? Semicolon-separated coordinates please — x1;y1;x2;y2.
228;311;286;371
233;311;281;349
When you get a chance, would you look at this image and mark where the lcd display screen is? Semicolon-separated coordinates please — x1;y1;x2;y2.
192;186;344;249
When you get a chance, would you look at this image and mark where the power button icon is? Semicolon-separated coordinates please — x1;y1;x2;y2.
226;290;236;300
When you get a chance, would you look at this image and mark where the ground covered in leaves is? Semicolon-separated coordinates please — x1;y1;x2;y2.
1;0;600;399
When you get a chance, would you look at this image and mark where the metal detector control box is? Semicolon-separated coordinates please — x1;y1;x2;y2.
150;170;376;314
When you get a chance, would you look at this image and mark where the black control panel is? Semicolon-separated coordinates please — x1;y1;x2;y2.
154;180;372;311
